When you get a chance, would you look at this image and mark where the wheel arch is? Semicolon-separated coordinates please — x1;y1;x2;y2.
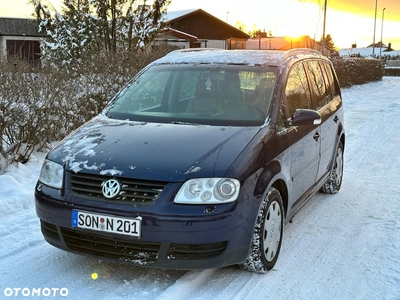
339;132;345;150
254;160;289;219
271;179;288;220
338;122;345;150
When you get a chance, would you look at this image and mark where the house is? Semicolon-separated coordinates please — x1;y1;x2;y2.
155;9;250;49
0;17;44;62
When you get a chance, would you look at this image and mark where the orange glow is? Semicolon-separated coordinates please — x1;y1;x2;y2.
305;0;400;21
2;0;400;49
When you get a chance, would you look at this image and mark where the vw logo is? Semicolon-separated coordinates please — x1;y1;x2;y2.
102;179;121;198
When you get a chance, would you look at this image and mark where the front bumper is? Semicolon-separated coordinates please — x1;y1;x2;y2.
35;182;261;270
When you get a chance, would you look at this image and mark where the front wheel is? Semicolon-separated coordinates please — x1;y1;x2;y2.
322;141;344;194
240;187;284;273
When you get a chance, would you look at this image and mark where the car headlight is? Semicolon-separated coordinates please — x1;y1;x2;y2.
174;178;240;204
39;160;64;189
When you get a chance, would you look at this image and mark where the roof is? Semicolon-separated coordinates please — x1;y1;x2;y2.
165;9;250;39
151;48;324;67
165;9;198;21
158;28;198;41
0;17;43;37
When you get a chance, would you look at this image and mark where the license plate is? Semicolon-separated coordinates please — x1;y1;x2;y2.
71;210;141;238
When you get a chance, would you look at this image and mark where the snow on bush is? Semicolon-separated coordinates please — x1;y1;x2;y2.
0;46;173;173
32;0;170;69
331;56;385;87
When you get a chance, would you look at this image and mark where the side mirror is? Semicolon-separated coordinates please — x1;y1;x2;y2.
288;109;321;126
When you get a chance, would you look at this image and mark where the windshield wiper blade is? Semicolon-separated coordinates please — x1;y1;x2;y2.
170;121;202;126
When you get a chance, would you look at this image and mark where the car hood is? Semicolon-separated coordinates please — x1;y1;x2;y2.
48;116;261;182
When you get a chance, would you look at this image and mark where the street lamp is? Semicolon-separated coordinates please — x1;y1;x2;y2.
321;0;327;55
379;8;386;58
372;0;378;56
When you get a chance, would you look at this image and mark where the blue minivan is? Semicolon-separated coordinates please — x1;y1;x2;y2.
35;48;344;272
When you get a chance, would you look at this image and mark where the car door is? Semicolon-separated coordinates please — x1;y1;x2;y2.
305;60;342;182
281;62;320;204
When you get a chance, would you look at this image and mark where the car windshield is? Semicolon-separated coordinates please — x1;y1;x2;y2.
105;64;277;126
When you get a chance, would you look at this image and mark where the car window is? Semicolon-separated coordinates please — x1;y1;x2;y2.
105;65;277;126
321;62;340;98
306;61;329;110
240;72;276;113
177;70;201;101
111;69;170;112
284;63;312;118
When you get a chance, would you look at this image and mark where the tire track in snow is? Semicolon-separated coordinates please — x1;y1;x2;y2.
155;267;262;300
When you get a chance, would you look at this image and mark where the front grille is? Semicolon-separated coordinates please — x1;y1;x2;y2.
61;228;160;265
69;172;167;205
168;242;227;260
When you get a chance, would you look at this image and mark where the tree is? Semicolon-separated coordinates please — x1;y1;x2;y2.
30;0;171;68
322;34;335;50
249;29;273;38
234;21;272;38
234;21;246;33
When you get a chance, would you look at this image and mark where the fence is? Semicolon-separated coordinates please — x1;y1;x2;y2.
385;60;400;76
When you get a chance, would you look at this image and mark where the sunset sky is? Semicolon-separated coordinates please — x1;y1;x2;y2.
1;0;399;49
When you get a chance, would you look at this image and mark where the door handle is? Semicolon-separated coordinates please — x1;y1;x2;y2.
313;132;320;142
333;115;339;123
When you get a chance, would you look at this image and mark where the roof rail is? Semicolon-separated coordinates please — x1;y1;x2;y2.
283;48;322;60
166;48;223;56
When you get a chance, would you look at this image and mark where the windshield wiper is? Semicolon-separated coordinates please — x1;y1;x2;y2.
170;121;202;126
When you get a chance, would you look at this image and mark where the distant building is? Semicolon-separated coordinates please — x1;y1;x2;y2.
0;17;44;63
157;9;327;54
245;35;321;51
339;43;400;57
155;9;250;49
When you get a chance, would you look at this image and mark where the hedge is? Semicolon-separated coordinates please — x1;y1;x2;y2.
330;56;385;88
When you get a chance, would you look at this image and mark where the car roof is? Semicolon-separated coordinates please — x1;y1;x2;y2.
151;48;325;68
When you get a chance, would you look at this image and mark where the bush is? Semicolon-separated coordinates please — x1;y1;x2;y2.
0;46;174;173
331;56;385;88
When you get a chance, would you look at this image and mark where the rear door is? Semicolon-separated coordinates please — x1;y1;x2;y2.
281;62;321;204
305;60;342;182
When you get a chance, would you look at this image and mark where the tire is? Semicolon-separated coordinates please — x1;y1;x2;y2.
322;141;344;194
240;187;284;273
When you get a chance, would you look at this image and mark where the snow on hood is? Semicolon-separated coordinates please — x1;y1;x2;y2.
48;116;260;182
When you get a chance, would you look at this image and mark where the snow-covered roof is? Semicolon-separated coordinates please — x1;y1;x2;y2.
158;27;198;40
151;48;323;67
164;9;250;40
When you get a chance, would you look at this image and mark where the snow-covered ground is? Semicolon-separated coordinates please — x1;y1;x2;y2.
338;47;400;58
1;77;400;299
339;48;400;57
